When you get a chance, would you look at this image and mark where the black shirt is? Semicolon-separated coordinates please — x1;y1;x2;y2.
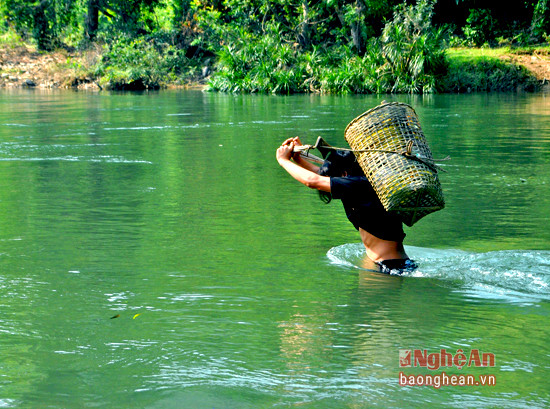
330;176;405;242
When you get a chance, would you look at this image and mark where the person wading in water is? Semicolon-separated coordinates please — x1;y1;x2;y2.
276;136;417;275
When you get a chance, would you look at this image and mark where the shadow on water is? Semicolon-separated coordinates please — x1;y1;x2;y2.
327;243;550;305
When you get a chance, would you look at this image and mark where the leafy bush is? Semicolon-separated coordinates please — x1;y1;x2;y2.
93;34;200;89
441;57;540;92
463;9;497;47
378;0;448;93
207;27;307;94
529;0;550;43
207;1;450;95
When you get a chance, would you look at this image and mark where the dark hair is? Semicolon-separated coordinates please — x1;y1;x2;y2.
317;150;363;203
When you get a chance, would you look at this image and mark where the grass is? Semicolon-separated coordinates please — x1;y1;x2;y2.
508;44;550;55
446;47;512;63
446;45;550;62
442;47;542;92
0;30;28;49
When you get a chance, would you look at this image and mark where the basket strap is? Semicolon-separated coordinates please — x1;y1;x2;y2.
293;141;449;172
312;145;447;173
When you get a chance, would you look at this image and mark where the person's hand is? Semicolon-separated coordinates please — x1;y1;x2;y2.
276;142;294;163
281;136;303;147
281;137;303;161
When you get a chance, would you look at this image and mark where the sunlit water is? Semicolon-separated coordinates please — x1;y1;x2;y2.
0;89;549;408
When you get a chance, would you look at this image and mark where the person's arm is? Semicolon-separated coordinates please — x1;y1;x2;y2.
276;142;331;192
293;154;321;173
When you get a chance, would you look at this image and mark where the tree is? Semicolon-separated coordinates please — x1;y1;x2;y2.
0;0;80;50
85;0;162;40
85;0;100;40
297;1;310;49
33;0;56;50
351;0;366;54
332;0;397;55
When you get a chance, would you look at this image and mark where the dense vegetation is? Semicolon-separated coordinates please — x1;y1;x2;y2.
0;0;548;93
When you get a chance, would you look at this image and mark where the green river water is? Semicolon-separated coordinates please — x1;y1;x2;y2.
0;89;548;408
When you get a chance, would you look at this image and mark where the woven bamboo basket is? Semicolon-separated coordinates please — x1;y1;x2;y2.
344;101;445;226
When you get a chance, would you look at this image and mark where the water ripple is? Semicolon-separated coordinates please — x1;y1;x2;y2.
327;243;550;304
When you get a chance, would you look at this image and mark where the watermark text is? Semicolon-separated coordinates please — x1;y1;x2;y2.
399;371;496;389
399;349;495;370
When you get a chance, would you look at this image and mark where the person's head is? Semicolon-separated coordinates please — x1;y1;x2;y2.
318;150;364;203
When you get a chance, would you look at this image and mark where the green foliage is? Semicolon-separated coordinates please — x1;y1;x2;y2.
0;0;83;50
529;0;550;42
0;28;27;48
441;55;540;92
0;0;35;39
378;0;448;93
207;27;307;94
0;0;547;93
463;8;496;47
93;34;199;89
191;0;400;53
105;0;162;34
205;0;542;95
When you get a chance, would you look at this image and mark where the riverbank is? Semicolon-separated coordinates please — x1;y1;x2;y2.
1;42;549;92
446;47;550;89
0;42;206;91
